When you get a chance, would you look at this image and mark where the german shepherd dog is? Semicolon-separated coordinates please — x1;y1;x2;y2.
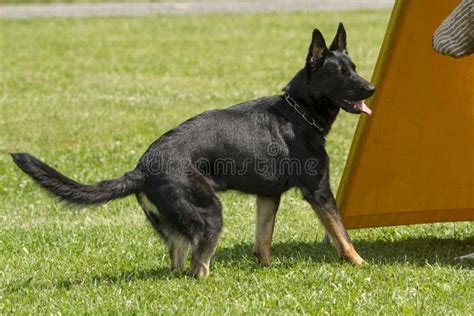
11;23;375;278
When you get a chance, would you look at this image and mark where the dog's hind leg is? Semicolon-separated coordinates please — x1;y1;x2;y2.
253;195;280;266
188;200;223;278
189;231;220;278
169;237;190;272
139;171;223;278
137;192;190;272
150;176;223;278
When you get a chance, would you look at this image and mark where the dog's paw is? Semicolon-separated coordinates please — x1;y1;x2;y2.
188;261;210;279
354;258;367;267
253;247;272;267
343;253;366;267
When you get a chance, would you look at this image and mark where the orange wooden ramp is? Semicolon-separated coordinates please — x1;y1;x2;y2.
337;0;474;229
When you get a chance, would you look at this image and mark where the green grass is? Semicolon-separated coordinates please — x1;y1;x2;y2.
0;11;473;314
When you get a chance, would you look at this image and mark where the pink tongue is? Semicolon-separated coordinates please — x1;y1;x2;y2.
354;101;372;115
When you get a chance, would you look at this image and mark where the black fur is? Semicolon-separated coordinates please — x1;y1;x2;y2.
11;153;144;205
11;24;375;277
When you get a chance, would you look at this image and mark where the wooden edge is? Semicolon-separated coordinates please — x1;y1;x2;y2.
343;208;474;229
336;0;408;212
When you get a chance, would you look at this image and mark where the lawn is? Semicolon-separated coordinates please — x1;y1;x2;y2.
0;11;473;314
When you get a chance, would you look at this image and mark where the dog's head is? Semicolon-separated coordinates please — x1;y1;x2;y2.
304;23;375;115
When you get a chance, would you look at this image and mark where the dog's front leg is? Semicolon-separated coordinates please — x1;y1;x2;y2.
306;190;365;266
253;195;280;266
170;236;190;272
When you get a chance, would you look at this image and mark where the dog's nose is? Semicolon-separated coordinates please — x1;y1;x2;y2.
367;85;376;95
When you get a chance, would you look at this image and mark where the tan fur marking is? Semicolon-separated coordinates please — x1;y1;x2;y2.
138;193;190;270
137;192;160;217
188;242;217;278
310;202;365;266
253;195;280;266
189;258;210;278
169;236;189;271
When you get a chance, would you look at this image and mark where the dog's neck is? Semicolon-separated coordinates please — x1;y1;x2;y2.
282;69;340;136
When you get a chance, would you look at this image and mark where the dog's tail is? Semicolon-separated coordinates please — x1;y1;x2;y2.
11;153;145;205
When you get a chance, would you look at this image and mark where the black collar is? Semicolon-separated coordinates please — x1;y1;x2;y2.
283;94;325;133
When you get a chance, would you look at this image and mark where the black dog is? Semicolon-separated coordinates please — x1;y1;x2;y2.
11;23;375;278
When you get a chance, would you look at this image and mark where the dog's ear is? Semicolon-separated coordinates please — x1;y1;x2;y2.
330;22;347;52
306;29;328;69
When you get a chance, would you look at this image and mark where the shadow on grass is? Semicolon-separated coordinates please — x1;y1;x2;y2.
4;266;175;294
5;237;472;293
355;236;474;266
215;236;474;267
58;266;176;291
71;236;472;288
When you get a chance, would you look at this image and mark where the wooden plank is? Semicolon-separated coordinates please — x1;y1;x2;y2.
337;0;474;229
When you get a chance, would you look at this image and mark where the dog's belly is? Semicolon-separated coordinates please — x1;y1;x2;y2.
211;171;294;196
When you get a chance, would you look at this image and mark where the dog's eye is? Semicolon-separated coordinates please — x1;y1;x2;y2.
338;66;348;75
